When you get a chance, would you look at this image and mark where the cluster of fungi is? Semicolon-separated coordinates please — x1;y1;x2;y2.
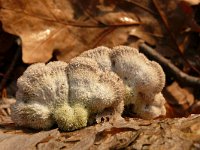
11;46;166;131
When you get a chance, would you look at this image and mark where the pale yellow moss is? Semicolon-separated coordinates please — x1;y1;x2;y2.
53;103;88;131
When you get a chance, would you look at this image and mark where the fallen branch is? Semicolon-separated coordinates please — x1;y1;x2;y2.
139;43;200;87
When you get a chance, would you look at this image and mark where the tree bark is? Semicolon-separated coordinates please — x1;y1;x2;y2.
1;115;200;150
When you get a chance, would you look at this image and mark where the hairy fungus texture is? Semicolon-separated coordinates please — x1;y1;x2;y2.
11;46;166;131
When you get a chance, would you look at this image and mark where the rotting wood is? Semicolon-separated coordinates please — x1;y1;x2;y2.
0;115;200;150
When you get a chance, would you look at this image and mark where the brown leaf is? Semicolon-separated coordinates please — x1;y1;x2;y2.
96;12;140;26
191;101;200;114
163;82;194;117
3;0;190;65
183;0;200;5
178;1;200;32
0;98;15;123
0;0;168;64
0;129;61;150
0;0;139;63
126;0;164;46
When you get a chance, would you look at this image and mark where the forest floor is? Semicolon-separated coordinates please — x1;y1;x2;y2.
1;0;200;149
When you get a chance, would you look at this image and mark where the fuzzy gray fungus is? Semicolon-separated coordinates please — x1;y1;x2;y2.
11;46;166;131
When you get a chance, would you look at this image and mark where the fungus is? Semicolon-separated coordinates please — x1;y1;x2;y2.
110;46;166;118
11;46;166;131
80;46;113;71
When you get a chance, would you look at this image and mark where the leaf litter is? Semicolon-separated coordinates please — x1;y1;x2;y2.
1;0;200;149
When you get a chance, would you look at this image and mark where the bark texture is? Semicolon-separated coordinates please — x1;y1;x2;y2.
1;115;200;150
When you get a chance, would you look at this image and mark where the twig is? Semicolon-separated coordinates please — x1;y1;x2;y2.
139;43;200;87
0;47;21;93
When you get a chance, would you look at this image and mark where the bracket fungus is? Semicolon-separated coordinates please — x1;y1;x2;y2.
11;46;166;131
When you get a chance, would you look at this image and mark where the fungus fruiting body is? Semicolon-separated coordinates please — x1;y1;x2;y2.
11;46;166;131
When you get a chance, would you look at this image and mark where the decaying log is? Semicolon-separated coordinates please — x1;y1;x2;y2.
0;115;200;150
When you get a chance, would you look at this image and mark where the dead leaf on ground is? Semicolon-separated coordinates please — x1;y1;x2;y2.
0;0;171;63
0;0;140;63
0;129;62;150
0;0;200;79
183;0;200;5
1;1;200;148
163;82;194;117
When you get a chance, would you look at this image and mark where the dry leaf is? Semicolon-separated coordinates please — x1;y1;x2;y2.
0;0;139;63
0;0;199;65
191;101;200;114
0;129;61;150
183;0;200;5
0;0;166;64
163;82;194;117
